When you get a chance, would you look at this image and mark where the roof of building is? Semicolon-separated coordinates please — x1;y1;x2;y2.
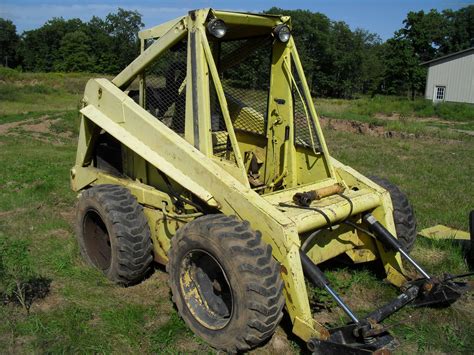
421;47;474;65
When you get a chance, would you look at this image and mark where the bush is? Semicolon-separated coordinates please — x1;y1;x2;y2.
0;66;21;81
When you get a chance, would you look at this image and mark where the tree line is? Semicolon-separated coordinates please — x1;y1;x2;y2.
0;6;473;98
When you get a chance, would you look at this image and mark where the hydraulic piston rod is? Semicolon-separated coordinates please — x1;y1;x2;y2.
299;250;360;324
363;213;431;280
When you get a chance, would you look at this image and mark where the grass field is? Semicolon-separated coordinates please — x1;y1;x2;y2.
1;69;473;353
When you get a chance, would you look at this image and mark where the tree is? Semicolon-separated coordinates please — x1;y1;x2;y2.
105;8;144;73
0;18;19;68
383;9;447;98
265;8;333;95
325;21;367;98
85;16;115;73
441;5;474;54
55;31;92;72
19;17;86;71
356;29;384;95
382;38;426;98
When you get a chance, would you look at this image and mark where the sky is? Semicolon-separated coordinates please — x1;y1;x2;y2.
0;0;471;40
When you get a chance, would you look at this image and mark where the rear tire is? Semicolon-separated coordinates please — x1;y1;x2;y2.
369;176;417;252
167;214;284;352
75;184;153;285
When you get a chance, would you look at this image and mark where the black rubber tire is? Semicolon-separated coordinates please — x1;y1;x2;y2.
369;176;417;252
75;184;153;285
167;214;284;352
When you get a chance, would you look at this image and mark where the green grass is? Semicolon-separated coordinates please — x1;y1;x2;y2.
0;67;109;115
0;71;473;353
316;95;474;136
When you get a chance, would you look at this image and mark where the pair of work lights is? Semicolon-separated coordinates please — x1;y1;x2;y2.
207;18;291;43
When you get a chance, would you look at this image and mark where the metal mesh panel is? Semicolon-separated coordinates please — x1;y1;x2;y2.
293;66;321;151
144;40;187;134
210;37;272;158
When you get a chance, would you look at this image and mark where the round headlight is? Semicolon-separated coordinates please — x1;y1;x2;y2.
274;24;291;43
207;18;227;39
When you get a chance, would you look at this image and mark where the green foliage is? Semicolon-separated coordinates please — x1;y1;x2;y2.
4;5;474;99
16;8;143;74
0;18;19;68
442;6;474;54
55;31;92;72
105;9;144;72
382;38;427;98
266;8;383;98
382;6;474;97
0;71;94;115
18;17;87;72
0;238;34;292
0;66;21;80
317;95;474;123
0;237;36;311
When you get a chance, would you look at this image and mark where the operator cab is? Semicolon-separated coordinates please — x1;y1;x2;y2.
129;10;334;194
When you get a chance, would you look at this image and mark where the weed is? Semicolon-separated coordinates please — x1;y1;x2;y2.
0;238;50;313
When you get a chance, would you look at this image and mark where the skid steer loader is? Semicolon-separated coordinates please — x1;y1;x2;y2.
71;9;472;353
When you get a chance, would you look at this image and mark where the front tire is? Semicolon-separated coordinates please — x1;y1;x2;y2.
167;214;284;352
370;176;417;252
75;184;153;285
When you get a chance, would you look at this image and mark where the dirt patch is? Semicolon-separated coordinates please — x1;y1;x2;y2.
451;128;474;136
374;113;460;125
31;280;63;313
0;121;22;134
320;117;417;139
0;115;51;134
252;327;295;354
374;113;406;121
20;118;61;134
173;336;210;353
0;115;70;145
0;207;27;218
47;229;71;241
111;270;170;306
60;208;76;225
411;248;449;267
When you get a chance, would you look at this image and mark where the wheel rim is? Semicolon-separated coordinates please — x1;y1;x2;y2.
83;209;111;270
179;249;233;330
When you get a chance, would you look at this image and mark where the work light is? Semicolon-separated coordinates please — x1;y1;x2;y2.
273;24;291;43
207;18;227;38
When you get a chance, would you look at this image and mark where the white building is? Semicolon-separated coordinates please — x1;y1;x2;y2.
423;47;474;104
